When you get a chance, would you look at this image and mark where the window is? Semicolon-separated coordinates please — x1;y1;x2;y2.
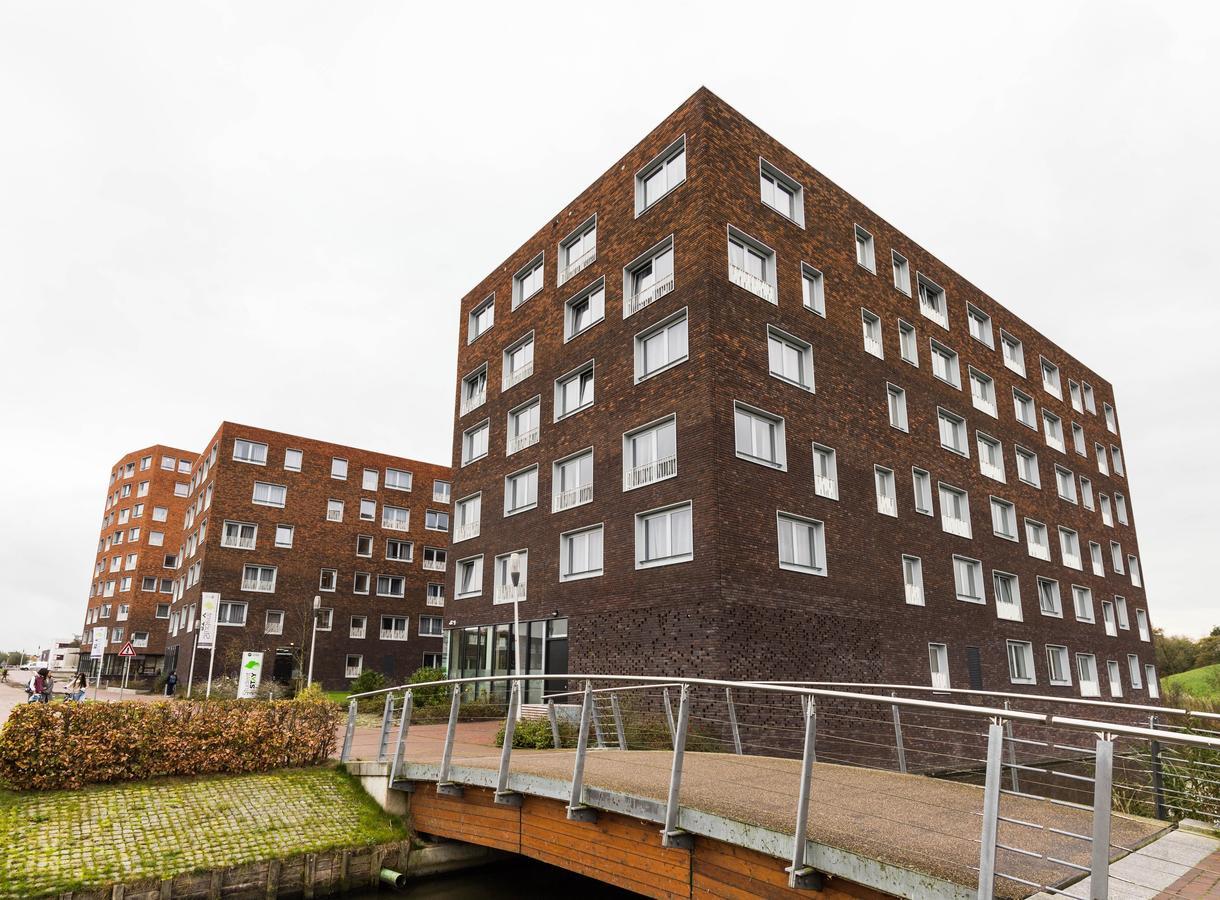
1101;599;1117;636
350;616;367;639
155;603;170;618
636;136;686;215
636;309;689;381
462;420;489;465
433;480;450;503
149;530;164;547
928;643;950;689
1146;665;1160;699
977;433;1004;482
939;484;971;538
636;501;694;568
141;577;157;592
1096;442;1110;475
1072;423;1086;456
455;494;481;542
504;465;539;516
460;365;488;415
1040;357;1062;399
1037;577;1063;617
384;467;412;492
930;341;961;388
381;505;409;531
354;534;373;557
727;228;777;303
801;264;825;316
173;483;189;498
252;482;286;507
769;327;815;391
1105;402;1118;434
233;440;267;465
1129;555;1142;587
377;575;406;598
419;616;444;638
1115;493;1128;524
1110;541;1124;573
283;448;303;471
381;615;409;641
1026;519;1050;560
1008;641;1036;684
1081;476;1094;510
990;497;1017;540
275;524;294;548
777;512;827;575
898;320;918;365
734;403;786;469
427;583;445;607
386;539;413;562
1015;446;1040;487
359;498;376;521
969;369;997;417
326;499;345;523
624;236;675;317
468;294;494;342
1045;646;1071;687
1073;585;1095;623
887;384;908;431
455;555;483;598
1083;383;1096;413
1136;608;1151;642
966;304;994;348
1069;380;1083;413
624;415;678;490
1111;445;1125;476
265;609;284;636
938;408;968;456
502;332;535;390
560;524;604;581
953;556;984;603
331;457;348;480
917;274;948;328
875;466;897;516
1090;541;1105;576
1127;654;1143;690
892;251;911;294
345;655;363;679
759;159;804;223
513;254;544;308
993;571;1022;621
1000;330;1026;377
241;565;276;592
558;216;597;285
903;555;924;605
217;602;247;626
813;444;838;500
221;521;257;550
160;456;175;471
555;362;595;419
912;468;933;516
425;509;449;531
854;225;875;272
1116;596;1130;629
1055;466;1077;504
1074;654;1100;697
362;468;379;491
553;448;594;512
1011;391;1037;432
1043;411;1065;452
861;309;883;358
560;288;608;360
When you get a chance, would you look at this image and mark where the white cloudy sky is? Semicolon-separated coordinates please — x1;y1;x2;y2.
1;2;1217;654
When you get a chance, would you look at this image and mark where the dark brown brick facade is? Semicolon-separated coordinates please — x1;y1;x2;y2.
445;88;1157;705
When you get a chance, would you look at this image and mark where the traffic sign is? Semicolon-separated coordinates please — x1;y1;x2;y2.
117;641;135;658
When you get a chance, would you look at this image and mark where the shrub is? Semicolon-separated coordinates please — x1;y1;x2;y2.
407;667;447;707
495;717;577;749
0;696;342;790
412;700;505;725
348;669;386;695
196;675;289;701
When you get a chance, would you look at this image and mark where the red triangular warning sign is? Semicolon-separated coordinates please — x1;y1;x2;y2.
117;641;136;658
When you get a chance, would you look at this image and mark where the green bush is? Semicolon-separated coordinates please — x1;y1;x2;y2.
495;717;578;749
412;700;505;725
407;667;447;707
348;669;386;695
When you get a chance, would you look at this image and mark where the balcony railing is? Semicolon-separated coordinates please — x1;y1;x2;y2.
507;427;539;455
557;247;596;286
980;460;1004;481
975;398;998;418
350;626;366;639
381;517;410;532
266;623;284;636
422;558;446;572
623;455;677;490
494;582;527;604
904;584;923;605
380;628;409;642
454;521;480;542
943;517;971;538
1063;552;1082;570
920;298;949;329
624;272;675;317
326;508;343;522
241;577;275;592
552;483;593;512
222;536;256;550
426;595;445;607
1047;435;1066;453
460;387;487;417
728;265;776;303
132;637;149;648
877;495;896;516
502;360;533;390
345;666;362;679
815;475;837;498
864;335;883;358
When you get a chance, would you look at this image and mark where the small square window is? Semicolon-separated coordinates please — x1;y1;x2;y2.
768;326;815;391
966;304;994;348
565;278;606;341
468;294;495;343
635;309;689;382
917;274;948;329
777;512;827;576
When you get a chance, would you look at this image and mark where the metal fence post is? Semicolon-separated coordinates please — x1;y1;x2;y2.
339;699;358;762
663;687;676;748
725;687;742;755
590;694;606;749
610;692;627;750
977;719;1004;900
891;694;907;774
376;692;395;762
661;684;693;849
1148;715;1167;820
495;682;522;806
389;690;413;784
436;685;463;794
567;681;596;821
787;694;822;889
1002;700;1019;793
547;699;561;749
1090;734;1115;900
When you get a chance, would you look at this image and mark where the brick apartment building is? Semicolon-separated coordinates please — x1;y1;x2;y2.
444;88;1159;705
81;445;197;676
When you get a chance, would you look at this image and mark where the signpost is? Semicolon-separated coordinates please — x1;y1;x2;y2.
197;592;220;699
236;652;263;699
90;626;107;701
116;641;135;701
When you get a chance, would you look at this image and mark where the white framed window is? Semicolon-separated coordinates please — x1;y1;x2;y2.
362;468;379;491
930;340;961;388
1110;540;1124;573
1115;596;1130;630
359;499;376;521
426;583;445;607
623;415;678;490
759;159;804;224
1128;555;1141;587
1081;382;1095;413
386;539;413;562
240;564;277;593
953;555;984;603
221;521;257;550
777;512;827;575
734;403;786;469
252;482;286;508
558;215;597;286
1008;641;1036;685
319;568;337;592
506;396;541;455
1102;659;1121;697
381;505;410;531
635;501;693;569
261;609;283;636
727;227;777;303
1075;654;1100;697
966;304;994;348
565;277;605;341
419;615;444;637
636;136;686;216
1096;442;1110;475
1037;577;1063;617
903;555;924;605
1040;357;1062;399
1072;422;1086;456
912;468;933;516
917;273;948;329
1073;585;1095;623
861;309;883;358
938;408;969;457
560;524;604;581
356;533;372;557
813;444;838;500
380;615;409;641
768;326;815;391
555;361;595;420
892;250;911;295
385;467;413;491
283;448;303;471
801;263;825;316
1046;646;1072;687
1145;665;1159;699
624;236;675;318
990;497;1017;541
376;575;406;598
493;550;528;604
330;457;348;480
1000;330;1025;377
455;494;481;542
1069;379;1083;413
887;384;908;431
217;601;247;626
1015;445;1040;487
1043;410;1065;453
460;364;488;416
977;432;1005;483
1025;518;1051;560
1127;654;1143;689
461;420;489;466
1101;599;1117;636
898;319;918;366
468;294;494;343
345;655;363;679
326;499;345;523
349;615;367;639
1081;476;1094;510
504;465;539;516
969;369;997;418
425;509;449;531
502;331;535;390
513;253;544;309
928;643;950;690
455;555;483;599
1104;402;1118;434
875;466;897;516
1136;608;1151;642
993;571;1022;621
1111;445;1125;476
233;439;268;465
1090;541;1105;576
1115;493;1128;524
1013;389;1037;430
854;225;875;272
553;448;594;512
635;308;689;381
939;484;971;538
1055;466;1078;504
353;572;371;594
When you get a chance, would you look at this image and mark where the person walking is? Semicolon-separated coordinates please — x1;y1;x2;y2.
68;671;87;702
164;670;178;697
27;668;49;703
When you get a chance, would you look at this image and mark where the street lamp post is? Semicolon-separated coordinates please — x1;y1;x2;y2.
305;595;321;689
509;552;523;720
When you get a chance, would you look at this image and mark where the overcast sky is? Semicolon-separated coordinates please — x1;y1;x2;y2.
1;1;1217;654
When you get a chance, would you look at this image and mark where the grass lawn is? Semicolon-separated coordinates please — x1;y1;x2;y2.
1163;663;1220;699
0;767;407;899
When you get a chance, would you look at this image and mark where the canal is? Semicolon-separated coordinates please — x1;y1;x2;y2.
348;857;638;898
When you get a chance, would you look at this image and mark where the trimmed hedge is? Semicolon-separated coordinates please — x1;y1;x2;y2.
0;697;341;790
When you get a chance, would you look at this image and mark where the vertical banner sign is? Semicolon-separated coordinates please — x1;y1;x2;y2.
197;592;220;649
90;626;107;660
237;651;264;699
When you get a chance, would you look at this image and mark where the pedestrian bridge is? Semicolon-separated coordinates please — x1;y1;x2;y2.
341;676;1220;899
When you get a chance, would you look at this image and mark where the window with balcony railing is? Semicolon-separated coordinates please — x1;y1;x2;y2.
345;656;363;679
553;449;593;512
460;366;488;416
939;484;971;538
1026;520;1051;560
454;494;481;542
624;238;674;318
422;547;447;572
493;550;528;603
507;398;540;455
380;616;409;641
727;228;777;304
558;216;597;286
503;333;534;390
917;274;948;329
381;506;409;531
902;555;923;605
624;416;677;490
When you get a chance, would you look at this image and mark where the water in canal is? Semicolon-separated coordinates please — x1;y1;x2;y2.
346;857;638;898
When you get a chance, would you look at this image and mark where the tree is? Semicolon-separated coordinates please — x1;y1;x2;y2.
1154;630;1200;676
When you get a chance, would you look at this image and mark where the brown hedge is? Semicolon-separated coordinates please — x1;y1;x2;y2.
0;697;342;790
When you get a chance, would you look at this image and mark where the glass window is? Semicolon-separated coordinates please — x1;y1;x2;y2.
561;525;604;581
636;310;689;381
734;404;786;469
636;502;694;568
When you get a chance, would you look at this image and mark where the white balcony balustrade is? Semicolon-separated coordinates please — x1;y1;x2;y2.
558;248;596;286
502;361;533;390
877;495;897;516
382;517;410;532
494;582;528;604
460;387;487;417
426;595;445;608
454;521;480;542
552;484;594;512
422;558;446;572
623;455;677;490
625;272;675;317
904;584;923;605
379;628;409;642
815;475;837;498
728;265;776;303
943;517;971;538
507;428;539;455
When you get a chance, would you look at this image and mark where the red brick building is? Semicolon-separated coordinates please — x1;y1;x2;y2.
444;88;1158;705
80;445;197;676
